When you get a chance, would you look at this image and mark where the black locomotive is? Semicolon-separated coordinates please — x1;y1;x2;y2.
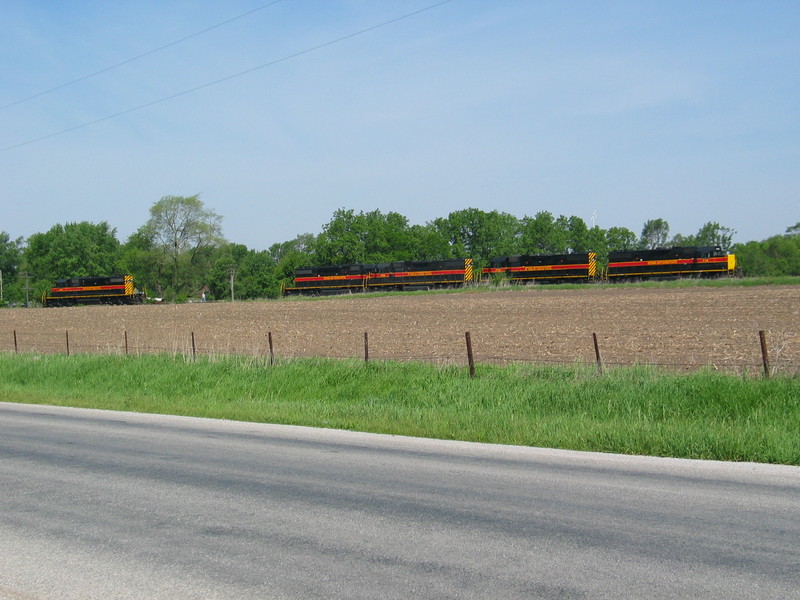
42;275;145;307
483;252;597;284
606;246;736;281
282;259;474;295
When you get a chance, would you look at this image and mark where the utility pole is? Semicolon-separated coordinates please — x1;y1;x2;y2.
228;265;235;302
21;271;30;307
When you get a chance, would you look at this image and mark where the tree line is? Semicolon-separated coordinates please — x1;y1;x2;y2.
0;195;796;304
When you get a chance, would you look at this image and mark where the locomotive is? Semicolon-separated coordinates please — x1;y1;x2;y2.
42;274;145;307
283;247;736;295
282;259;474;295
483;252;597;284
606;246;737;281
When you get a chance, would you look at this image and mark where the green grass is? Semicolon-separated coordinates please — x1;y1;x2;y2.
1;352;798;465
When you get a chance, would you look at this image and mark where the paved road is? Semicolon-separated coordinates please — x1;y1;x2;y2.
0;402;798;599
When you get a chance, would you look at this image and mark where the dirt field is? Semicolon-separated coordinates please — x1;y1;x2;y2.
1;286;798;373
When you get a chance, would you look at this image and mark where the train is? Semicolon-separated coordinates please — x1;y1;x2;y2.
282;246;737;295
42;274;146;307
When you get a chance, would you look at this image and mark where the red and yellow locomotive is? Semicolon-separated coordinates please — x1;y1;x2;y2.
43;275;145;307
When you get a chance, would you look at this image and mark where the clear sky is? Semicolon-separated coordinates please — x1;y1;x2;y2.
1;0;798;250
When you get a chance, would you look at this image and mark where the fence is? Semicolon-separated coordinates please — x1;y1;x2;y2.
3;327;797;378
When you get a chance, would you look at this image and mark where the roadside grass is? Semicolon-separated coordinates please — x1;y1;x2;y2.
1;352;798;465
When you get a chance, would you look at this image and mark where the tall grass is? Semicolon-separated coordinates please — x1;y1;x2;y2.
1;353;797;465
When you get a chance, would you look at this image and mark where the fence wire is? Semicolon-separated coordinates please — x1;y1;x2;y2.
3;328;797;377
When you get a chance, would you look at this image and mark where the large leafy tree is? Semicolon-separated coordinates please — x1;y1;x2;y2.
431;208;519;264
732;224;800;276
313;208;419;265
0;232;23;303
406;223;454;260
518;211;569;255
22;221;120;303
360;210;416;261
673;222;736;250
24;221;120;282
268;233;315;264
119;227;165;297
586;226;609;263
639;218;670;249
605;226;638;251
566;216;590;253
143;195;224;299
313;209;365;265
269;234;316;288
208;244;279;300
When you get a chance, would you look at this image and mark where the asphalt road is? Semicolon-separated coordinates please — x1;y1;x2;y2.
0;402;798;599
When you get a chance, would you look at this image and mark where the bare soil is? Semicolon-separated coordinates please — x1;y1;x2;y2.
2;286;798;372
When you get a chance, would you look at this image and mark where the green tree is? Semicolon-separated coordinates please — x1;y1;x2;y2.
268;233;316;263
361;210;416;261
432;208;520;264
518;212;569;255
586;226;609;262
406;223;454;260
605;226;637;251
733;230;800;276
312;209;368;265
0;232;23;304
24;221;120;283
639;218;670;249
312;208;421;265
208;244;279;300
119;227;166;298
143;195;225;300
566;216;590;253
672;222;736;250
269;233;316;289
694;222;735;249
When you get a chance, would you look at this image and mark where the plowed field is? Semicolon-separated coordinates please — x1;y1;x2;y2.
2;286;798;373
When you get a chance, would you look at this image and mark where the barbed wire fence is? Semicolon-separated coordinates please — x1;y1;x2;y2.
3;327;797;378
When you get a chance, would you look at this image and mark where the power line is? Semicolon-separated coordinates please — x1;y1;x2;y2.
0;0;452;153
0;0;287;111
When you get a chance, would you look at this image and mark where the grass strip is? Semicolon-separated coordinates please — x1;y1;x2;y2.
0;353;797;465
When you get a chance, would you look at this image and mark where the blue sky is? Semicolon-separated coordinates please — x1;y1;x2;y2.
1;0;798;250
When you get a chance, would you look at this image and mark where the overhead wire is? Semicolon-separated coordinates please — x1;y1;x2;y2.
0;0;287;111
1;0;452;153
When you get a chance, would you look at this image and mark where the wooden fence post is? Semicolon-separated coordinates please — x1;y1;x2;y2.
364;332;369;363
13;330;18;353
268;331;274;366
593;332;603;375
465;331;475;378
124;330;129;356
191;331;197;362
759;330;770;378
65;331;70;356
